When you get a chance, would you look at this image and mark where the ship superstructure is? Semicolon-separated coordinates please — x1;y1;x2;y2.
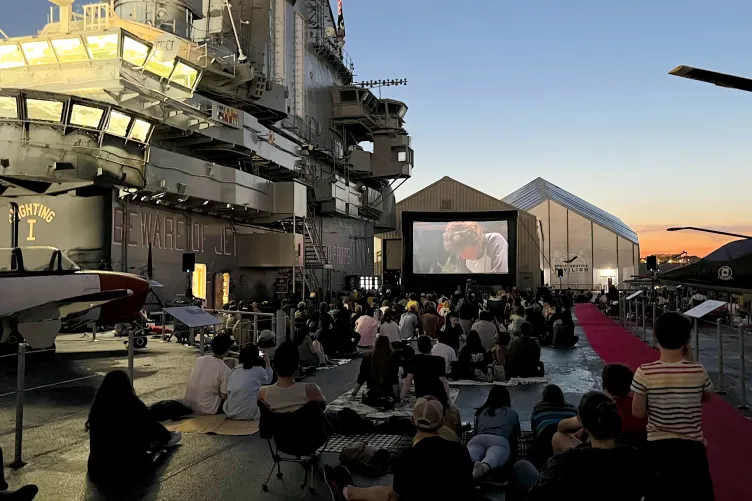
0;0;413;303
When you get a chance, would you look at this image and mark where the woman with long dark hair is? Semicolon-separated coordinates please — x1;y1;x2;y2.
223;345;273;419
457;330;488;379
467;386;520;480
86;371;181;485
351;336;400;398
378;308;401;348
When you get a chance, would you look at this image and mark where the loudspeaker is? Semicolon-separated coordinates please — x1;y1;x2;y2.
182;253;196;272
646;255;657;272
556;268;564;278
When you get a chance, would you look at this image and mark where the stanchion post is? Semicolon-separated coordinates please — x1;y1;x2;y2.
652;304;657;347
289;308;295;342
189;327;195;347
128;328;135;386
642;300;647;342
253;316;259;344
716;319;725;394
694;318;700;363
619;296;624;325
199;328;205;355
11;343;27;468
738;325;748;410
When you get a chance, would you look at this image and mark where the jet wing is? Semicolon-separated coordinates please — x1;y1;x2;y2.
1;289;133;323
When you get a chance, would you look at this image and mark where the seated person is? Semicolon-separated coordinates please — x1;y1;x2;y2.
351;336;400;399
456;330;489;380
333;321;361;355
295;324;329;368
508;322;544;378
326;396;474;501
257;329;277;361
510;391;645;501
472;311;499;351
468;386;521;480
87;371;182;485
258;341;326;413
431;331;458;376
378;310;401;347
529;384;577;467
492;331;512;370
354;308;379;348
223;345;274;420
441;312;465;350
508;306;526;335
401;336;450;409
184;334;233;414
552;310;579;348
315;316;338;357
554;364;648;452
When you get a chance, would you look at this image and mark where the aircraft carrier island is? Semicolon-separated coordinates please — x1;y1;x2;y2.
0;0;412;305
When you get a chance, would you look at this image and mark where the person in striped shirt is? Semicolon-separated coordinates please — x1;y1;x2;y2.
630;311;714;501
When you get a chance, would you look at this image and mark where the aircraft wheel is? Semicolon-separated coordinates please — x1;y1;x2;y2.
134;336;148;349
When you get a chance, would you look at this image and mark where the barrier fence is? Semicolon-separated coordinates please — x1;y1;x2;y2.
617;293;751;411
0;308;294;468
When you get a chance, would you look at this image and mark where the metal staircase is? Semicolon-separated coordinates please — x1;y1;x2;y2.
277;193;326;296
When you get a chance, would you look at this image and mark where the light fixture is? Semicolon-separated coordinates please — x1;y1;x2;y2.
202;200;209;205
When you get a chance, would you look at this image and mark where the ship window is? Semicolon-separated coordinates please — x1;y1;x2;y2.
51;37;89;63
170;61;199;89
0;44;25;69
26;99;64;122
128;118;152;142
122;36;149;66
397;150;407;162
144;48;176;79
21;41;57;66
70;104;105;129
107;110;132;137
0;96;18;119
441;199;452;210
85;34;119;60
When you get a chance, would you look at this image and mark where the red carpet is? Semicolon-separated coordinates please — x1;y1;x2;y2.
576;303;752;501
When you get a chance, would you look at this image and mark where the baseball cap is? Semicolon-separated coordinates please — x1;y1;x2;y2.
412;397;444;431
258;329;274;342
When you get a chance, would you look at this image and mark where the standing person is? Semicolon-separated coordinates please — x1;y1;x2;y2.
631;312;715;501
0;447;37;500
378;309;401;347
87;371;182;486
472;310;499;351
223;345;274;420
442;312;464;351
184;334;233;415
350;336;400;399
510;391;645;501
467;386;520;480
355;307;380;348
399;305;420;341
401;336;450;409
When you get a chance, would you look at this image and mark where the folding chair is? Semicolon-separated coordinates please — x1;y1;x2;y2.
258;400;329;494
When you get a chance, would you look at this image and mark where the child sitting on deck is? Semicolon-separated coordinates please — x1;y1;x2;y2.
630;311;715;501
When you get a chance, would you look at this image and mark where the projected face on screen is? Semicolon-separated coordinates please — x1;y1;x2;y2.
412;221;509;274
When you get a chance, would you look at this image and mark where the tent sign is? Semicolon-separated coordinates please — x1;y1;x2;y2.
684;300;728;319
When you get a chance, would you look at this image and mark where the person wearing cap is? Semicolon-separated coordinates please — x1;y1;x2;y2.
324;396;474;501
257;329;277;361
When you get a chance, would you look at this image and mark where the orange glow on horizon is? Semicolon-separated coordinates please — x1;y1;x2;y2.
635;224;752;258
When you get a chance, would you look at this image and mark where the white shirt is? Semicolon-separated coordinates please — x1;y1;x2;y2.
184;355;232;415
223;365;274;420
431;342;457;375
378;321;401;344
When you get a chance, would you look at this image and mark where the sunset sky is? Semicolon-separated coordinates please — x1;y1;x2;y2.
8;0;752;258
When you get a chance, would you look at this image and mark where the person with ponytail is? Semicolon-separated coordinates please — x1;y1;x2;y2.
509;391;645;501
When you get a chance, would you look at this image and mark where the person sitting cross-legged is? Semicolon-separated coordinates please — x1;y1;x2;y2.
184;334;233;415
325;396;474;501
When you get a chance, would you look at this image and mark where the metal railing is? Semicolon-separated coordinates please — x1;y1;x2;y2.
617;293;751;411
2;308;294;468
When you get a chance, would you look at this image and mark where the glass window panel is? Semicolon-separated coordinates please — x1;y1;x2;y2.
21;41;57;65
70;104;104;128
85;34;119;60
107;110;131;136
26;99;64;122
0;44;25;69
51;37;89;63
144;49;175;78
170;62;199;89
128;119;151;142
122;36;149;66
0;96;18;119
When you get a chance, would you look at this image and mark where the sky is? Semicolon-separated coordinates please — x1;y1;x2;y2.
5;0;752;257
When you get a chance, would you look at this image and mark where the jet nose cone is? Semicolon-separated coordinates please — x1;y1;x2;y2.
97;272;151;324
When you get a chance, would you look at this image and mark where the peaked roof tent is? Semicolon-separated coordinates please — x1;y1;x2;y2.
502;177;639;245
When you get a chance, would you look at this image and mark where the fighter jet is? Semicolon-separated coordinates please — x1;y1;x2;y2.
0;246;150;351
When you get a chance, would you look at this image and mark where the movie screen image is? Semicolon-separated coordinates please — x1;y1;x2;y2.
412;220;509;274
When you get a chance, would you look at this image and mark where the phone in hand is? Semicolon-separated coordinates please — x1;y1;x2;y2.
258;349;265;358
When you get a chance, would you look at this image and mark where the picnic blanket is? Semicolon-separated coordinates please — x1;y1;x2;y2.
326;387;460;420
163;414;259;436
449;376;549;387
317;358;352;370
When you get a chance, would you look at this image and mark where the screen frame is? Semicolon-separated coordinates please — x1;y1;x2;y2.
401;210;519;292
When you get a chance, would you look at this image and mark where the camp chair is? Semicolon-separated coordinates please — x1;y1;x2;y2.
258;400;329;494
